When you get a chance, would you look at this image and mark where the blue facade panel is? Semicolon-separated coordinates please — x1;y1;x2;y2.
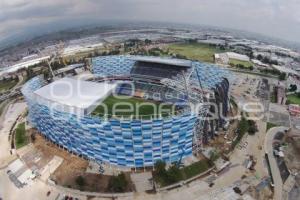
22;56;230;167
22;76;197;167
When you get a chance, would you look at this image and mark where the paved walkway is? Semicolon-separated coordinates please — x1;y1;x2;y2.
0;102;26;168
130;172;153;192
264;126;288;200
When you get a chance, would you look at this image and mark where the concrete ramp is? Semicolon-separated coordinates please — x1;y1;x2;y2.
40;156;63;181
130;172;153;192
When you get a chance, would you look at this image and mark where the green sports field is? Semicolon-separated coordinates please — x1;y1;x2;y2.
92;95;176;119
229;59;253;68
167;43;226;63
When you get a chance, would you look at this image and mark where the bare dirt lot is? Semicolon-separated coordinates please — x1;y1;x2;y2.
32;133;134;193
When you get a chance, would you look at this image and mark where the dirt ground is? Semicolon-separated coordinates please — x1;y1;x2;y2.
248;185;274;200
284;136;300;172
205;103;239;155
32;133;134;193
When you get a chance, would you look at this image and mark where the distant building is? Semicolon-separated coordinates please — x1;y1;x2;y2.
0;56;50;77
198;39;226;46
214;52;250;65
54;63;85;77
226;52;250;62
214;53;229;65
272;65;299;76
252;59;269;68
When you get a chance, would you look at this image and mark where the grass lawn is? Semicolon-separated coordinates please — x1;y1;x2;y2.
0;80;18;93
229;59;253;68
287;94;300;105
153;159;213;187
92;95;175;119
167;43;225;63
182;160;212;180
15;122;28;149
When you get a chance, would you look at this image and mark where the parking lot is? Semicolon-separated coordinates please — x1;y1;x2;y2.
268;103;291;127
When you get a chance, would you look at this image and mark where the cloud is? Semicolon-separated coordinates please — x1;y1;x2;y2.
0;0;299;44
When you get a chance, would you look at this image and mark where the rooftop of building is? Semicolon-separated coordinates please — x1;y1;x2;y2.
34;77;117;110
130;56;192;68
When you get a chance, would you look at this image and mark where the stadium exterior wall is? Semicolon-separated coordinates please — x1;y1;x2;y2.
22;56;231;168
22;76;197;168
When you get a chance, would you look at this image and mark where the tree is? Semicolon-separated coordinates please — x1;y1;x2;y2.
247;51;254;59
175;54;187;59
229;63;235;67
166;165;182;184
15;75;20;82
154;160;184;185
289;84;297;92
249;66;254;71
209;150;220;161
108;173;128;192
145;39;152;45
279;72;286;81
154;160;167;176
75;176;85;189
233;187;242;194
271;60;279;65
238;117;249;135
236;64;245;69
257;54;263;61
262;56;271;64
248;126;257;135
220;45;226;50
26;67;34;78
187;38;197;43
30;133;36;142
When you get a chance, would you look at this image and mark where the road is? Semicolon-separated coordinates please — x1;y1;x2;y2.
0;75;24;102
264;126;288;200
0;102;66;200
0;102;26;168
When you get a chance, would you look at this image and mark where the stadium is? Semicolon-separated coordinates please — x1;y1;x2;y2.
22;55;231;168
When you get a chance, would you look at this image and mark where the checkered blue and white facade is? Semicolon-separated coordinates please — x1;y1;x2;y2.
22;56;230;168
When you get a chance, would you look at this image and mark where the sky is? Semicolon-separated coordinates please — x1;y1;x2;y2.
0;0;300;45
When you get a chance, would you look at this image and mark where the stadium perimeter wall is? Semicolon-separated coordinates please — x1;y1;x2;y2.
22;76;197;168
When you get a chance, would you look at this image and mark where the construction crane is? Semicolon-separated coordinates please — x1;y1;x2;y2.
176;146;185;168
37;41;65;80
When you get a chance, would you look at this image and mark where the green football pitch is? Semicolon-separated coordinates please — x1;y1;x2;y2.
92;95;176;119
167;43;226;63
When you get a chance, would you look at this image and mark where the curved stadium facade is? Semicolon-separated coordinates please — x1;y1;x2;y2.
22;55;231;168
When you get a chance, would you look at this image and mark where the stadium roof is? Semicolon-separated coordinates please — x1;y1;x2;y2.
54;63;84;75
130;56;192;67
34;77;116;115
